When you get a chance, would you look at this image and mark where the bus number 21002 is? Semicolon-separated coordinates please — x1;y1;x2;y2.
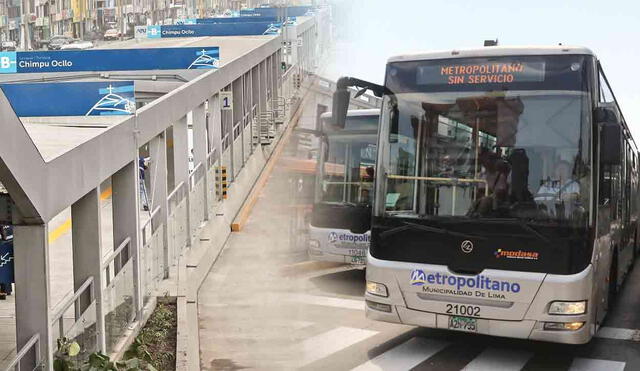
446;304;480;317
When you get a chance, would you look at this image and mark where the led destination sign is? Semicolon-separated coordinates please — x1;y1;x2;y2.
417;61;546;86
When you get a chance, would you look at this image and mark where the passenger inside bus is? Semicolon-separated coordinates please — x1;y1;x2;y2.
534;160;581;216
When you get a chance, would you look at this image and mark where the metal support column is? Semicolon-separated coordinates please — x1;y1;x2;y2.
71;188;106;353
148;133;170;278
209;93;223;209
172;115;190;247
192;103;208;221
13;223;52;369
111;161;142;320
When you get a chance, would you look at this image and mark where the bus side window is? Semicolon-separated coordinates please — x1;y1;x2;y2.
597;68;619;214
599;71;615;104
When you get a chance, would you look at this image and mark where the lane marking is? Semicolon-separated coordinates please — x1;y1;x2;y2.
300;326;378;367
288;294;364;311
48;187;112;244
569;358;626;371
462;347;532;371
595;326;640;341
351;337;449;371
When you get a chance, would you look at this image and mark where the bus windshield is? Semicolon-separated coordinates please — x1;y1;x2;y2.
319;115;378;206
378;55;592;225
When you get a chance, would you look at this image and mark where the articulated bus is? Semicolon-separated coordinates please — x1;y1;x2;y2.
308;109;380;265
332;46;639;344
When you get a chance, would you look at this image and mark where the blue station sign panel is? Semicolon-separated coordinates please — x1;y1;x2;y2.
0;46;220;74
146;23;273;38
0;238;13;286
1;81;136;117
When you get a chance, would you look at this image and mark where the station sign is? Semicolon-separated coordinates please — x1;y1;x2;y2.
135;25;147;39
0;46;220;74
220;91;233;111
0;81;136;117
142;22;272;39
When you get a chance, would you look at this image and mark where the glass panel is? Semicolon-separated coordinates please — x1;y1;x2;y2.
171;198;188;262
233;124;243;177
222;146;231;180
141;218;164;306
189;173;205;240
380;55;591;225
321;134;377;206
62;302;97;366
104;260;135;354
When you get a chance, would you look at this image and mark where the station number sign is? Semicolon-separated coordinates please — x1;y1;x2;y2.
220;91;233;111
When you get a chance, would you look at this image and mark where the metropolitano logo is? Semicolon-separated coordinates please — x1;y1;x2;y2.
0;52;17;73
328;232;338;244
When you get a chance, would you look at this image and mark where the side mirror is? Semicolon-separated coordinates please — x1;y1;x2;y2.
331;88;350;128
600;122;622;165
594;106;618;124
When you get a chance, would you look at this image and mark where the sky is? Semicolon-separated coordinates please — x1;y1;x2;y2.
324;0;640;138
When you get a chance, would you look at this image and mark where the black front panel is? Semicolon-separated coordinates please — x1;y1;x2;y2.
310;203;371;234
370;216;592;275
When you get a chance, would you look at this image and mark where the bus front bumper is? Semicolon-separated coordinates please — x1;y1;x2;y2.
365;301;592;344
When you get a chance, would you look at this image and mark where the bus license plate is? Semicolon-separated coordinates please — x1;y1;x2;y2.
448;316;478;333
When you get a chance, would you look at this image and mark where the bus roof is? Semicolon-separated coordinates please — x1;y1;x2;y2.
388;45;596;63
320;109;379;119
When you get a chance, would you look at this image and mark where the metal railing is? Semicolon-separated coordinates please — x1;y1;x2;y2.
50;275;98;366
140;206;164;306
222;133;231;151
233;121;242;140
188;162;205;192
141;207;162;247
102;238;135;355
50;277;96;343
2;334;41;371
102;238;132;285
167;182;188;217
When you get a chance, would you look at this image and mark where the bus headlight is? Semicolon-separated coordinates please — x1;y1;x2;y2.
543;322;585;331
548;301;587;315
309;239;320;250
366;281;388;297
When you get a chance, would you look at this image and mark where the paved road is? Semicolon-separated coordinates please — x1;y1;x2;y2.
197;139;640;371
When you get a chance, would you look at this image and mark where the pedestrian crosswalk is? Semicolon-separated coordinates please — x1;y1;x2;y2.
568;358;626;371
292;294;633;371
351;338;449;371
461;348;532;371
300;327;378;367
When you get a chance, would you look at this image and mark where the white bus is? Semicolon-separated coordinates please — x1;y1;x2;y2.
308;109;379;265
331;45;639;344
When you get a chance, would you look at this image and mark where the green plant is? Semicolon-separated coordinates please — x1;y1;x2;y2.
124;302;177;371
54;337;156;371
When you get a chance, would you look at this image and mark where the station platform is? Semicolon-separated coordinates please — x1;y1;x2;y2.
0;9;331;368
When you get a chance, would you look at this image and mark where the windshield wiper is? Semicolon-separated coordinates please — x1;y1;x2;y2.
380;221;486;241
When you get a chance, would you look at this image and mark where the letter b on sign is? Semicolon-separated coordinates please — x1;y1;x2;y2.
0;52;17;73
